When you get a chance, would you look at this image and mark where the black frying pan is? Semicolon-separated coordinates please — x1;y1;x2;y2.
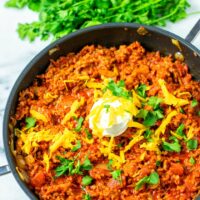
1;21;200;199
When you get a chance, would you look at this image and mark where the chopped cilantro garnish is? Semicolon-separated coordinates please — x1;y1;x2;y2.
55;157;76;177
105;79;132;99
104;104;110;113
147;96;163;109
136;98;164;127
153;109;164;119
189;157;195;165
25;117;36;129
136;109;148;119
81;157;93;170
180;107;185;114
162;136;181;153
55;156;92;177
135;176;149;190
85;129;93;139
143;111;159;126
198;111;200;116
82;175;93;186
135;171;159;190
117;142;124;148
156;160;161;167
136;84;147;98
111;169;122;182
148;171;159;184
136;110;160;127
191;99;198;107
83;194;91;200
144;129;153;140
74;117;84;132
187;139;198;150
107;159;113;170
71;140;81;152
176;124;186;138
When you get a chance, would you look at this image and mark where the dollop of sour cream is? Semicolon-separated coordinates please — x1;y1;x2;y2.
89;96;135;137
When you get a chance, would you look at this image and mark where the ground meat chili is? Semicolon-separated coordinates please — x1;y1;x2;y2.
11;41;200;200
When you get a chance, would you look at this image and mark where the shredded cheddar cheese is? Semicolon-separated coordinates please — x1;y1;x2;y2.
128;121;146;129
64;75;90;83
124;129;145;153
187;126;194;140
20;129;54;154
43;153;50;171
158;79;189;106
61;97;85;125
44;93;58;99
155;110;178;136
30;110;48;123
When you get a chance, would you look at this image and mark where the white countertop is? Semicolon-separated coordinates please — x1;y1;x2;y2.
0;0;199;199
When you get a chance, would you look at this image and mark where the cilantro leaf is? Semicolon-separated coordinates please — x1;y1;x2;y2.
82;175;93;186
71;160;82;175
147;96;163;109
85;129;93;139
176;124;185;136
135;176;149;190
74;117;84;132
175;123;186;139
136;109;148;119
156;160;161;167
136;84;147;98
107;159;113;170
144;129;153;140
180;107;185;114
104;104;110;113
162;136;181;153
187;139;198;150
189;157;195;165
105;80;131;99
55;157;74;177
25;117;36;129
81;157;93;171
83;194;91;200
137;107;163;127
143;111;158;126
135;171;159;190
191;99;198;107
154;109;164;119
71;140;81;152
111;169;122;181
55;156;93;177
148;172;159;184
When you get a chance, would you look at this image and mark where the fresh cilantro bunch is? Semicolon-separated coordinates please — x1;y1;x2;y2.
5;0;190;42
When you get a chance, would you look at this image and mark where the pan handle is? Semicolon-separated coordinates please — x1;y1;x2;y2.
185;18;200;43
0;165;11;176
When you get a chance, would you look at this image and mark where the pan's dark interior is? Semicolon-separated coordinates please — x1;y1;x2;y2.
3;23;200;200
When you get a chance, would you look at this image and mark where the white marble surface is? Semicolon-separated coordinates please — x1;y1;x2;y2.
0;0;199;199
